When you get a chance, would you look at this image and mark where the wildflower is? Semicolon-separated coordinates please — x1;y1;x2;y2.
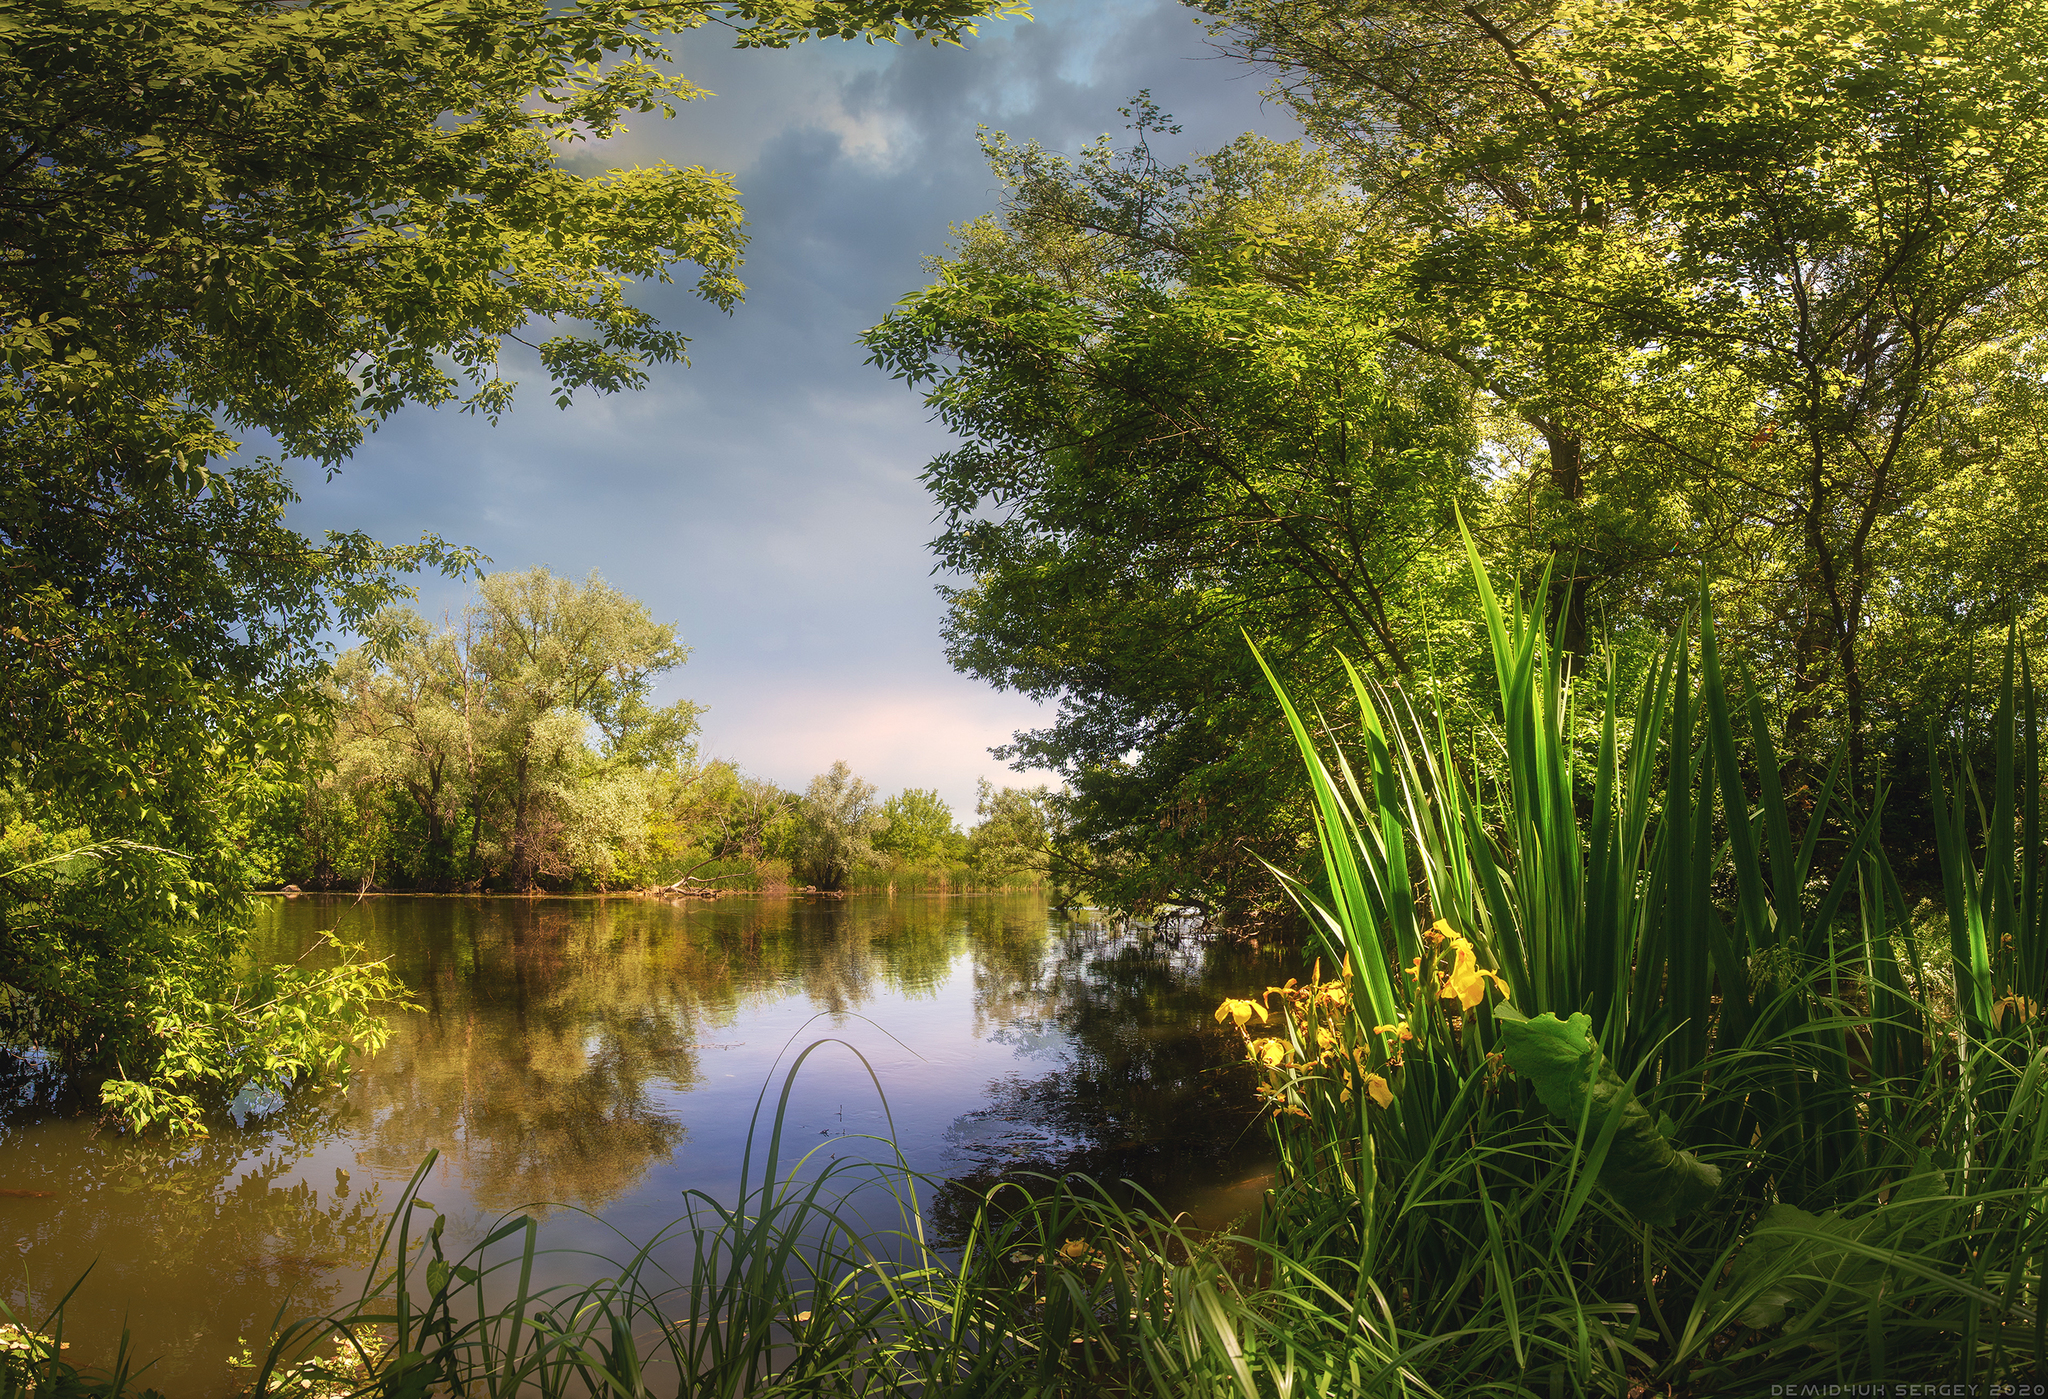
1215;997;1268;1029
1251;1038;1290;1068
1060;1238;1089;1261
1434;932;1511;1010
1994;995;2039;1030
1373;1020;1414;1041
1316;1027;1339;1051
1364;1073;1394;1108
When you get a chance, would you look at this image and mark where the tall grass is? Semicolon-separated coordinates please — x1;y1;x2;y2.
221;1037;1266;1399
15;540;2048;1396
1225;532;2048;1392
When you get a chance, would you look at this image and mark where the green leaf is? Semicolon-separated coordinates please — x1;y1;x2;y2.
1727;1166;1957;1340
1496;1007;1722;1226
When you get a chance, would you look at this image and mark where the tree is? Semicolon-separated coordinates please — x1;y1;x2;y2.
650;759;799;868
865;123;1480;913
874;788;965;865
326;610;475;888
306;569;699;891
1;0;1020;1128
466;569;697;888
966;779;1054;884
1200;0;2048;784
794;762;884;891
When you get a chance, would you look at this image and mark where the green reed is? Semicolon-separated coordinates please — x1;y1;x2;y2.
16;532;2048;1396
1223;525;2048;1393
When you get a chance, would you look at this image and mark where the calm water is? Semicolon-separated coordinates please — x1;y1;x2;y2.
0;893;1286;1395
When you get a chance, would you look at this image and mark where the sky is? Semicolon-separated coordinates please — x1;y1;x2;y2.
281;0;1297;822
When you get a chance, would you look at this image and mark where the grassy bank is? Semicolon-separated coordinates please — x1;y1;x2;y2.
13;543;2048;1396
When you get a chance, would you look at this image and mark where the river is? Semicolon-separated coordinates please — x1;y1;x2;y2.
0;893;1287;1395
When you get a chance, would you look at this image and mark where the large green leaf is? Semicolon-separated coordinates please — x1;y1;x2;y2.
1495;1008;1722;1226
1726;1165;1959;1347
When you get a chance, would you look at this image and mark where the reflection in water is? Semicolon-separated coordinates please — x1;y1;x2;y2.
0;1108;389;1389
332;901;704;1210
2;894;1284;1394
944;923;1279;1235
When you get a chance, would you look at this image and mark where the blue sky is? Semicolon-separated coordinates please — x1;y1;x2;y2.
283;0;1296;821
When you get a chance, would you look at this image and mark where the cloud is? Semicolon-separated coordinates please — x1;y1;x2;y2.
282;0;1297;820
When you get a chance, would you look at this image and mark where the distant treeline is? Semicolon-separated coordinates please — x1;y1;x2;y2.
256;568;1055;895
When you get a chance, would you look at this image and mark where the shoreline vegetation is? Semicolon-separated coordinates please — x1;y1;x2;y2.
257;569;1064;906
14;548;2048;1395
11;0;2048;1390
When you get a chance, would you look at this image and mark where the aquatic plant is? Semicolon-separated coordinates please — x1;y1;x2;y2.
1216;531;2048;1391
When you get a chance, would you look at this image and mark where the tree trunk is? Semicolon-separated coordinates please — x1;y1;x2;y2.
508;750;533;891
1537;421;1590;670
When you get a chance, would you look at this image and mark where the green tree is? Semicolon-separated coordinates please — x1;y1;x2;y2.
467;569;697;888
1;0;1019;1129
966;779;1054;885
311;569;699;891
325;610;476;889
648;758;799;871
874;787;965;865
794;762;884;891
1201;0;2048;782
865;123;1479;913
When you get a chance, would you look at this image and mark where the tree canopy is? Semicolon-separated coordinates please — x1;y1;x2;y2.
1204;0;2048;779
866;123;1482;912
0;0;1021;1131
872;1;2048;908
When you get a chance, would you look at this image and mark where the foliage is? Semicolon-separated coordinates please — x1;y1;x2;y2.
0;0;1025;488
964;779;1056;885
865;121;1479;915
642;758;802;882
792;762;885;891
284;568;697;891
1201;0;2048;791
873;787;965;865
1491;1006;1722;1229
1208;539;2048;1390
0;821;410;1139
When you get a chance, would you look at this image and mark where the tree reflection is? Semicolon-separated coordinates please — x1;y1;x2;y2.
339;900;706;1210
271;896;977;1211
938;919;1288;1239
0;1095;387;1391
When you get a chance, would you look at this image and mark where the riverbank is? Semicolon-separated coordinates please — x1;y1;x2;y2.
0;894;1275;1394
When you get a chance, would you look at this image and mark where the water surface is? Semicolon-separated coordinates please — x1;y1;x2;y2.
1;894;1284;1395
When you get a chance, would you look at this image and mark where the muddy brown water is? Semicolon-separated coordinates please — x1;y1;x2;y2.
0;893;1284;1395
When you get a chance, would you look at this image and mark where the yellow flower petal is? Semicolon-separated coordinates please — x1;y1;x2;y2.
1060;1238;1089;1261
1215;998;1268;1029
1364;1073;1393;1109
1316;1027;1338;1051
1438;936;1487;1010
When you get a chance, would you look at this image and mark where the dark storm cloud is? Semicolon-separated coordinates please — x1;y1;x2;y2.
283;0;1295;818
